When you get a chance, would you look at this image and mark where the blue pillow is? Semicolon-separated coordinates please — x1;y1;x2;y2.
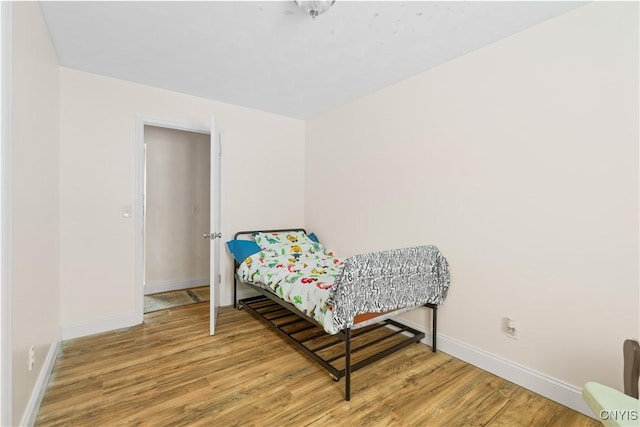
308;232;320;243
226;239;261;264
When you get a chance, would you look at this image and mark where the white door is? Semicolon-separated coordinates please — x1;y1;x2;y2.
209;117;222;335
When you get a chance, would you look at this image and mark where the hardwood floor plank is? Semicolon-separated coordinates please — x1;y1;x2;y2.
36;304;599;426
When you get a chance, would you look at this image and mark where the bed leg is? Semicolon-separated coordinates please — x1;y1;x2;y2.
345;328;351;401
233;262;238;309
432;305;437;353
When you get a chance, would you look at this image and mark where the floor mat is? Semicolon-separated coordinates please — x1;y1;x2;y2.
144;286;209;313
190;286;210;302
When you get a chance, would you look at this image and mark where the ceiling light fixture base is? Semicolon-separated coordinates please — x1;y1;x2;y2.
295;0;335;20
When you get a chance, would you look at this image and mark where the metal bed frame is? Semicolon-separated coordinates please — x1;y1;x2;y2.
232;228;438;401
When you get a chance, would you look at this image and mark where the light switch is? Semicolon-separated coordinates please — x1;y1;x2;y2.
121;205;133;219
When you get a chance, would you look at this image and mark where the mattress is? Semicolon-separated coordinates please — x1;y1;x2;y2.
236;231;450;334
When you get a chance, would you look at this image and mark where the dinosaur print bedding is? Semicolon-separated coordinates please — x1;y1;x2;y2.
237;233;343;333
236;231;450;335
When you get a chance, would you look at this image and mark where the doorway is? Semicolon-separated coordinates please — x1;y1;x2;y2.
143;125;211;305
135;117;222;334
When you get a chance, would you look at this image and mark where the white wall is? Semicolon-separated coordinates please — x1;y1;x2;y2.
60;69;305;333
10;2;60;424
305;1;638;396
144;126;210;290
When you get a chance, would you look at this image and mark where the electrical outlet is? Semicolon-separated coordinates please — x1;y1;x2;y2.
506;317;519;340
28;345;35;371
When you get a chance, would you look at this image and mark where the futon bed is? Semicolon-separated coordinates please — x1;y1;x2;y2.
228;228;450;400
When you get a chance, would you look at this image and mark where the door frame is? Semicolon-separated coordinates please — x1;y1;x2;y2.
1;2;12;425
134;115;221;322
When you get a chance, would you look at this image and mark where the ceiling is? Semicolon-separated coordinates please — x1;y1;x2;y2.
40;1;585;119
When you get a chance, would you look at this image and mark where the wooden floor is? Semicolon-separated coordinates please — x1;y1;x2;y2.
36;303;599;426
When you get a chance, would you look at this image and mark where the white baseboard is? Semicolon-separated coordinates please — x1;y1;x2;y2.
64;278;209;341
19;330;61;427
144;277;209;295
62;312;140;341
396;317;595;419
